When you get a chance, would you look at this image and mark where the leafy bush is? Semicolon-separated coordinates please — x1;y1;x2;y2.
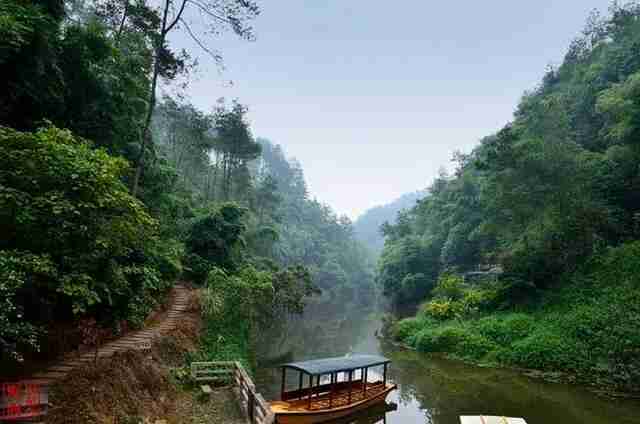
422;299;460;321
185;203;248;283
0;126;171;361
476;313;535;345
0;251;53;361
394;317;428;341
195;263;317;370
184;253;214;285
501;328;577;371
432;273;465;300
148;238;184;282
413;325;496;360
421;276;498;321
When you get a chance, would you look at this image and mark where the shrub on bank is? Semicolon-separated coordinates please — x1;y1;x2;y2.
393;242;640;391
475;313;534;345
413;325;497;360
499;327;578;371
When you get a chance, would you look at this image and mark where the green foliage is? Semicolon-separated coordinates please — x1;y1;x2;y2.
419;273;498;321
147;238;184;282
184;203;248;283
255;138;377;312
0;0;64;130
378;3;640;314
394;241;640;391
378;6;640;390
196;263;318;370
475;313;535;345
0;251;52;361
432;273;465;300
0;126;171;361
0;0;371;382
421;299;460;321
377;235;439;309
0;0;151;158
501;327;578;371
412;325;497;360
393;317;427;342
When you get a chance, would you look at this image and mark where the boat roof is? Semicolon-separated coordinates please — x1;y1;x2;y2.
282;354;391;375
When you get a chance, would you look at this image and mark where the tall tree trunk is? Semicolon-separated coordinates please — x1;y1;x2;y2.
131;0;187;196
131;33;166;196
211;152;220;201
115;1;129;44
222;152;231;201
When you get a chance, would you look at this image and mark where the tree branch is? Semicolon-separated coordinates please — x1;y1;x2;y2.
179;18;223;63
186;0;236;26
165;0;188;34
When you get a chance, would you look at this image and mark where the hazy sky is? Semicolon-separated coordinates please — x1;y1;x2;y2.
170;0;612;219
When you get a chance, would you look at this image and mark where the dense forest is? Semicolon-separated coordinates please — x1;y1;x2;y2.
354;190;426;258
382;3;640;392
4;2;640;419
0;0;375;372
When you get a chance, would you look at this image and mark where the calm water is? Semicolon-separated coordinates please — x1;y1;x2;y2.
254;314;640;424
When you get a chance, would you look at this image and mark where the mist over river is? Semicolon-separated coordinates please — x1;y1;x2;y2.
254;313;640;424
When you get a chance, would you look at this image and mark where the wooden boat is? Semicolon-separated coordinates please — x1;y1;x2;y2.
269;354;397;424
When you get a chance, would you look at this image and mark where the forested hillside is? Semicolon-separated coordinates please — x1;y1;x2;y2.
382;3;640;392
353;190;426;257
0;0;374;372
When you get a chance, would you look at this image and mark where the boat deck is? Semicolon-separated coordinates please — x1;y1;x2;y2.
271;381;388;412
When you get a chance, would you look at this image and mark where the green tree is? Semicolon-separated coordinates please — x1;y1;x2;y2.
127;0;260;196
0;125;167;362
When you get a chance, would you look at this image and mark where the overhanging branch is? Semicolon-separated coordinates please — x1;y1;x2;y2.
179;18;223;63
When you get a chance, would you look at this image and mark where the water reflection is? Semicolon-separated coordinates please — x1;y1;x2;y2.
255;313;640;424
326;401;397;424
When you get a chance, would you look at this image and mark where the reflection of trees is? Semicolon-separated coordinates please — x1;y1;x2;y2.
254;307;377;399
379;345;636;424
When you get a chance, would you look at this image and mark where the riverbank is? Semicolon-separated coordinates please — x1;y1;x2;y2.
389;242;640;395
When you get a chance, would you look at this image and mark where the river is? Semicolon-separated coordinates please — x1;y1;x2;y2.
254;313;640;424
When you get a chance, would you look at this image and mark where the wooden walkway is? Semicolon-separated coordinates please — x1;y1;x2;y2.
23;284;190;386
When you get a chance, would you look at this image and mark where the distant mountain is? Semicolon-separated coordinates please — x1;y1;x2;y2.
353;190;427;257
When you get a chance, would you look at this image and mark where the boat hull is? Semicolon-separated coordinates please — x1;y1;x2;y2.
271;383;396;424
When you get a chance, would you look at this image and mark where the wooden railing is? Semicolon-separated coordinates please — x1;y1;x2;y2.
190;361;275;424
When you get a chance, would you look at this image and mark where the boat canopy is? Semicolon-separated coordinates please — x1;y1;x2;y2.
282;354;390;376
